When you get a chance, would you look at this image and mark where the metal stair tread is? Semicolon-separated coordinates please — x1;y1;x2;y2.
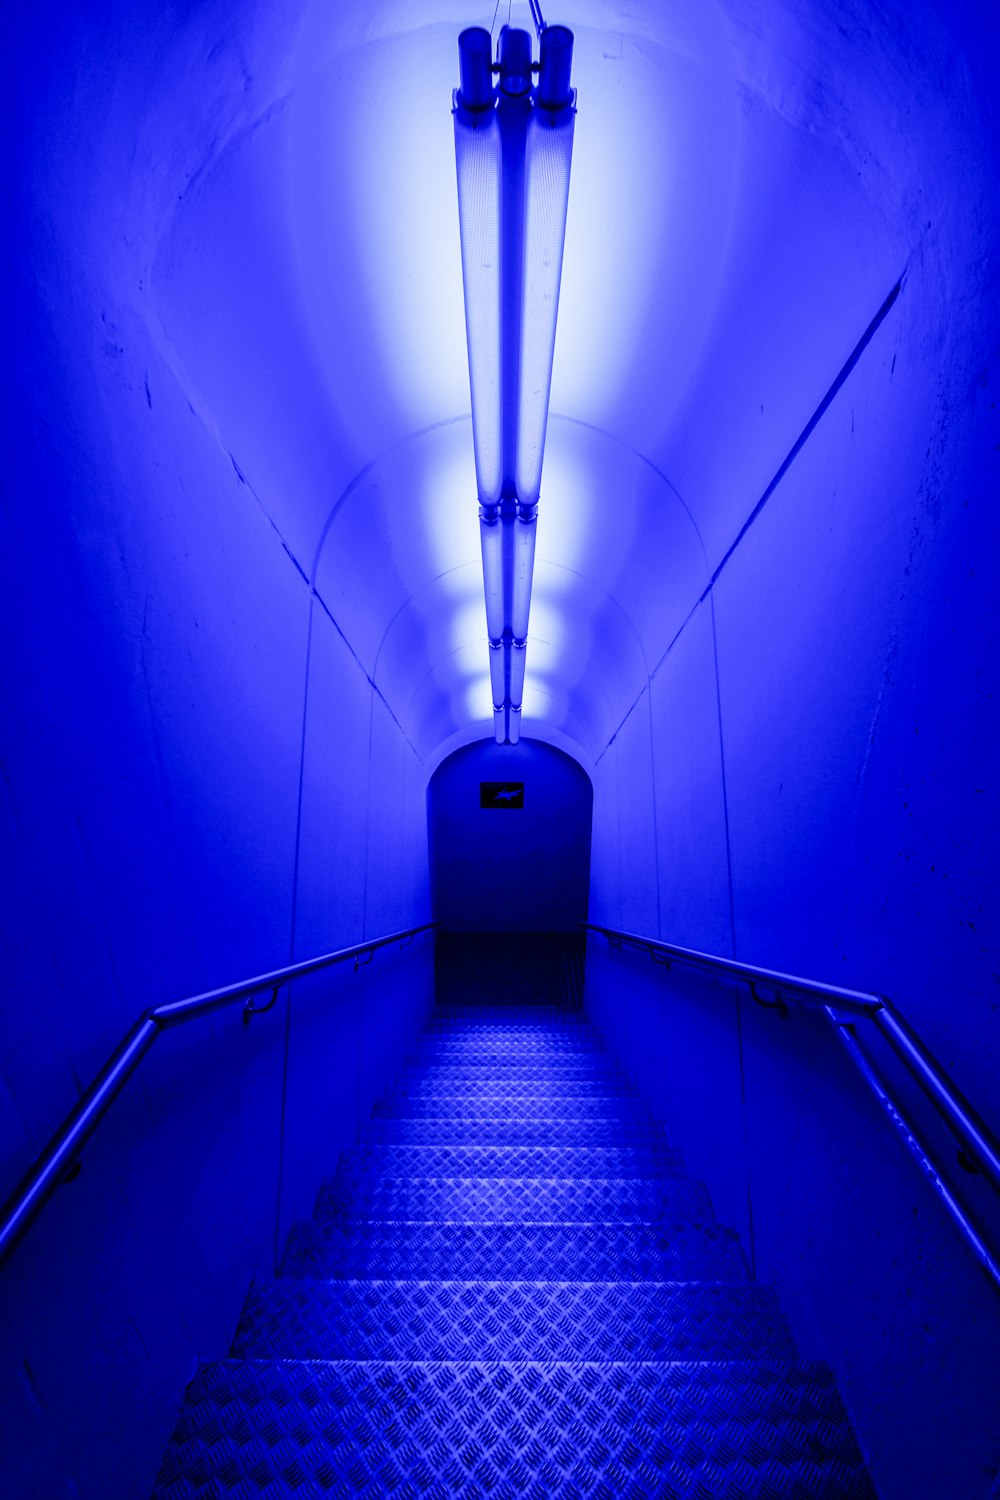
398;1077;636;1097
360;1117;670;1145
401;1055;622;1073
331;1143;688;1179
152;1357;876;1499
373;1095;654;1120
316;1175;715;1224
150;1000;875;1499
282;1218;747;1281
380;1081;641;1098
231;1278;797;1362
405;1079;632;1093
412;1037;608;1054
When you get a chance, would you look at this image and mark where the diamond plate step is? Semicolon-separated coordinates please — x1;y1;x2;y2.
331;1142;687;1181
408;1053;613;1073
402;1054;622;1076
418;1036;600;1051
152;1359;876;1499
374;1092;653;1122
232;1279;796;1362
150;993;880;1500
423;1033;595;1041
385;1075;636;1095
317;1175;715;1224
412;1035;607;1057
282;1219;746;1281
360;1116;668;1146
399;1075;635;1099
417;1027;602;1042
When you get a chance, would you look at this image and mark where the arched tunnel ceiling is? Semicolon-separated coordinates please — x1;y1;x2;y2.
146;0;975;768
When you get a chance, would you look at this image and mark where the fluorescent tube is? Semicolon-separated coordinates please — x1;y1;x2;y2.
509;640;527;708
516;88;575;503
511;509;536;641
454;34;503;505
479;510;505;641
489;640;506;708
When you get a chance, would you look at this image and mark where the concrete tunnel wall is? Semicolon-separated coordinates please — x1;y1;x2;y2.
585;239;1000;1495
3;0;999;1495
3;5;438;1495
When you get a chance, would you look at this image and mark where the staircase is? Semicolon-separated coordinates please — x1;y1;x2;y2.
153;996;876;1496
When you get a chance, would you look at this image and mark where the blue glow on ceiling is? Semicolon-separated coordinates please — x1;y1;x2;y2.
148;0;931;767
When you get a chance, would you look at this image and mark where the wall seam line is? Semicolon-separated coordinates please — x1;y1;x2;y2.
709;589;756;1280
595;273;905;763
272;589;316;1274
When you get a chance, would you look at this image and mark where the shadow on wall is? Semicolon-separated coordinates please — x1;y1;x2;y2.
428;738;593;932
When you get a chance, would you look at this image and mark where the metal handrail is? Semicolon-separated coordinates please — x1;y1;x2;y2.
0;921;438;1266
584;922;1000;1289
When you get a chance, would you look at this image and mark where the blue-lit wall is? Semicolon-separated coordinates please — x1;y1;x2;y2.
429;740;592;931
585;187;1000;1495
2;6;434;1496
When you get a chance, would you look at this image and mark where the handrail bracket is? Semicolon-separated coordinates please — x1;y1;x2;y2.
243;984;283;1024
749;980;788;1018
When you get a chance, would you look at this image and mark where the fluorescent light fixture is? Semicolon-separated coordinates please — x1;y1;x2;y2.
454;18;575;743
493;707;506;744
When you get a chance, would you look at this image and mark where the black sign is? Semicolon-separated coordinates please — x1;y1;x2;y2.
481;781;524;809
